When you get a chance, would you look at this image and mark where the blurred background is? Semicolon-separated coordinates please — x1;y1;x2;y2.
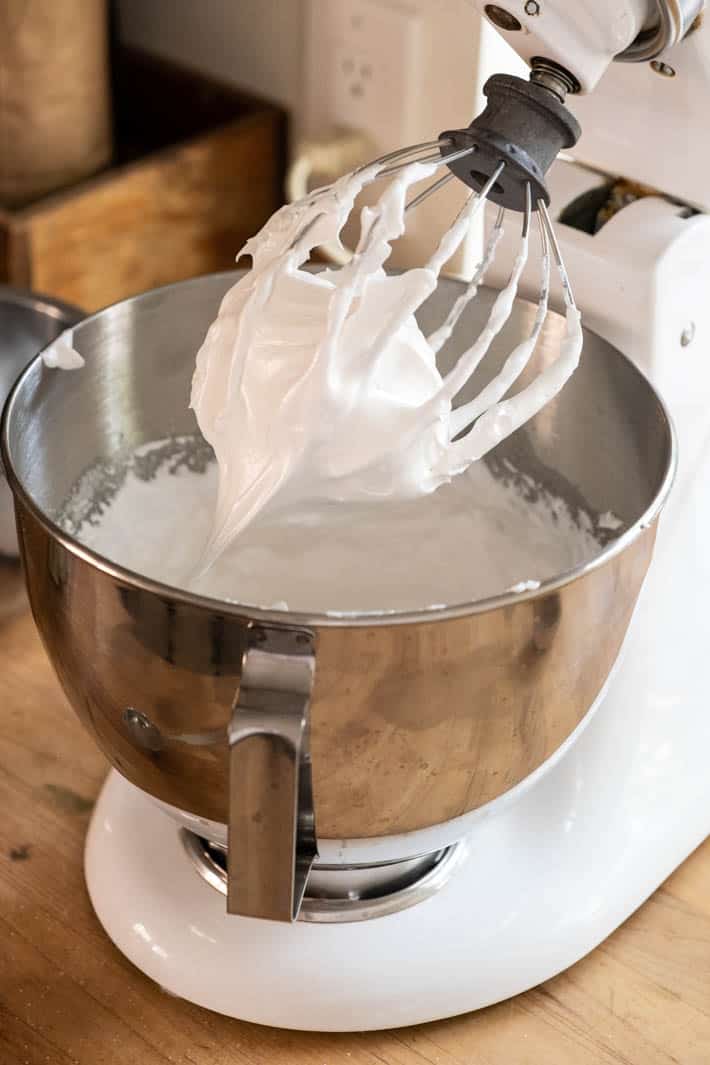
0;0;522;313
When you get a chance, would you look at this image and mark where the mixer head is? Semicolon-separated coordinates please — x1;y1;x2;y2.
440;66;582;214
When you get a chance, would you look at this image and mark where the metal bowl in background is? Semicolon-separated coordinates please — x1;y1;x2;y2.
0;286;83;618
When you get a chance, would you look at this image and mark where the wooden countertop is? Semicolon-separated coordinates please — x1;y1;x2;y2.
2;594;710;1065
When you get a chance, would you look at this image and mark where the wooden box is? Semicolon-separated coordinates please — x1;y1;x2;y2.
0;47;287;311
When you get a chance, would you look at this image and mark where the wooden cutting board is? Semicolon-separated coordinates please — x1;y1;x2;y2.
1;600;709;1065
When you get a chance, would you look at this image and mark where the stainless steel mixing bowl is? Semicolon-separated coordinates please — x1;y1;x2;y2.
1;273;675;921
0;286;82;619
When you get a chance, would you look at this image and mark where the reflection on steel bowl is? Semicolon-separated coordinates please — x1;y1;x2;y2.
0;286;83;618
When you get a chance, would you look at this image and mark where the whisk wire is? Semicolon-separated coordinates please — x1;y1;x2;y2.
293;139;472;209
522;182;532;240
378;143;475;178
538;200;577;310
436;181;531;404
285;141;478;256
427;204;505;356
358;139;451;173
226;137;584;527
405;171;455;212
425;162;506;278
449;187;551;437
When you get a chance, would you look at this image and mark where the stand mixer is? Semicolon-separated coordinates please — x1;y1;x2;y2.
1;0;708;1032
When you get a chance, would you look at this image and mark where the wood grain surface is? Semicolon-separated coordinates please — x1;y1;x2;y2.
0;0;112;207
0;47;286;311
25;108;282;313
1;601;709;1064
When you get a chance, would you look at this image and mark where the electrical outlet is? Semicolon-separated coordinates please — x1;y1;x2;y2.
325;1;422;152
302;0;505;274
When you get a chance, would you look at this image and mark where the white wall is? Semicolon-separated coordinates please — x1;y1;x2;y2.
117;0;305;110
116;0;521;273
116;0;511;127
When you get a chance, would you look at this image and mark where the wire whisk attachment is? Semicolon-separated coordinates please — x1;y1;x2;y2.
194;137;582;564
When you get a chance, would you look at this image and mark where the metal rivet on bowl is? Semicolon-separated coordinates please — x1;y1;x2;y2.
123;708;164;752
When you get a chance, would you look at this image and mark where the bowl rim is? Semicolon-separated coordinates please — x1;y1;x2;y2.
0;284;84;331
0;271;679;629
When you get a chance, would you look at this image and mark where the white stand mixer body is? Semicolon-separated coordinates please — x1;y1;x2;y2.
84;180;710;1027
86;511;710;1029
82;5;710;1027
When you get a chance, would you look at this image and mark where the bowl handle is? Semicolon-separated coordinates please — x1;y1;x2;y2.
227;625;318;921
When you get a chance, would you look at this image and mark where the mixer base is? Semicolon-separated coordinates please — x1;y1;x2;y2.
85;491;710;1030
86;618;710;1034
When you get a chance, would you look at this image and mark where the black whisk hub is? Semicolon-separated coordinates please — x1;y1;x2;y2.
440;74;581;213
